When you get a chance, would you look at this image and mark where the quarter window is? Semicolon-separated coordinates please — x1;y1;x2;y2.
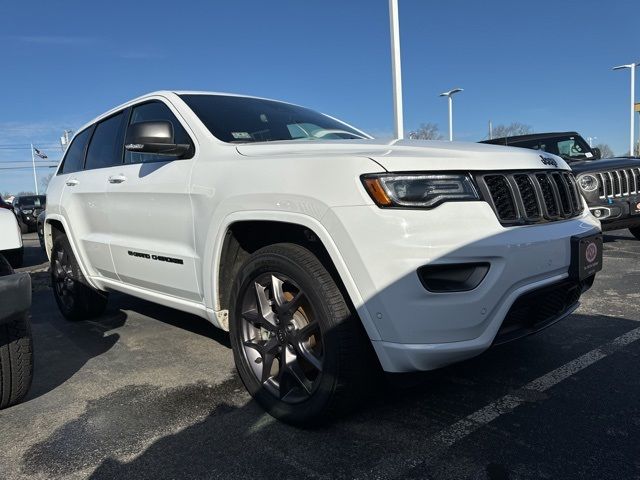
125;101;193;163
59;128;92;174
85;111;127;170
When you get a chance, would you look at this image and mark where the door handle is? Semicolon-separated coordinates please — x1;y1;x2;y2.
108;175;127;184
65;179;79;186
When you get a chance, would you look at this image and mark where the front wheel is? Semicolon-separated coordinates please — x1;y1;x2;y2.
51;234;108;321
229;243;374;426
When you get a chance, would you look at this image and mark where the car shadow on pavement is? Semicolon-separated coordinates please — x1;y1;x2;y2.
26;292;126;402
108;292;232;347
19;312;640;480
19;242;48;269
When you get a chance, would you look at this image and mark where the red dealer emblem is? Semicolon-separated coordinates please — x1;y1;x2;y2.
585;241;598;263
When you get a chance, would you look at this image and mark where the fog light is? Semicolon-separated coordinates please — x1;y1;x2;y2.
417;262;490;293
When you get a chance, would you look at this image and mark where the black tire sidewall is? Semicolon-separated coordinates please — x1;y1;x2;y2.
229;246;347;425
51;234;107;321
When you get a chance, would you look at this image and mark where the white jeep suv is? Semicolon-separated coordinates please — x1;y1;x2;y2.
45;91;603;424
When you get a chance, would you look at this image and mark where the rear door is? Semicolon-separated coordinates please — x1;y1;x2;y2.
57;111;128;280
106;100;200;302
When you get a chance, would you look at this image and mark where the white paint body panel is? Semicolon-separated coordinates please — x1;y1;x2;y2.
46;91;601;373
0;209;22;251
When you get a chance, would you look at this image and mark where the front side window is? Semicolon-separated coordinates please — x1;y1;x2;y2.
511;136;592;161
59;127;92;174
125;101;193;164
15;195;45;207
179;94;367;143
85;111;127;170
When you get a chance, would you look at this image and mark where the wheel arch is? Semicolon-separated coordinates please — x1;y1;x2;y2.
205;211;380;341
44;214;101;290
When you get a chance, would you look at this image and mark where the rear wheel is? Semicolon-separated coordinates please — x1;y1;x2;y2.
229;243;374;426
0;254;33;409
629;227;640;240
51;234;108;321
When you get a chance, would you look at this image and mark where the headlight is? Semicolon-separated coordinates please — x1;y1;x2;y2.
361;173;479;208
578;174;598;192
22;209;33;214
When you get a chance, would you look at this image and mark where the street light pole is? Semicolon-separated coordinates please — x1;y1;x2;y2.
613;62;638;155
439;88;463;141
389;0;404;139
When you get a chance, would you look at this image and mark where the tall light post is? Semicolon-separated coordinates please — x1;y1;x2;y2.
389;0;403;139
439;88;463;141
612;62;638;155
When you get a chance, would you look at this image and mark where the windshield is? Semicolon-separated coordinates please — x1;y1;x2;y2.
180;94;367;143
511;135;594;161
16;195;46;207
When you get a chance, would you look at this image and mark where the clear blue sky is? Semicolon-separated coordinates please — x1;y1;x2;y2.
1;0;639;194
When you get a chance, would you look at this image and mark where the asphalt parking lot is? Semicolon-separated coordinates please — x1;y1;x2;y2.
0;232;638;480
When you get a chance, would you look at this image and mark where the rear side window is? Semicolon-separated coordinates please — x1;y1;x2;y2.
59;128;92;174
125;101;193;164
85;111;127;170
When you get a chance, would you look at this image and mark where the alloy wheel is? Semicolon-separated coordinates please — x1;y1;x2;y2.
240;273;324;404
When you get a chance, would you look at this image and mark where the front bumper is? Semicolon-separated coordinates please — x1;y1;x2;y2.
19;213;37;227
323;201;600;372
0;272;31;324
586;197;640;231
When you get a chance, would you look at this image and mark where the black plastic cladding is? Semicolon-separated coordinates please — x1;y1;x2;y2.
476;170;583;226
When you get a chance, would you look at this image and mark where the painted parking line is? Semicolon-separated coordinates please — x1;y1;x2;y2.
359;326;640;479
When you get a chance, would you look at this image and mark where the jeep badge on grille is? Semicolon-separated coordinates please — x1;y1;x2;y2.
540;155;558;168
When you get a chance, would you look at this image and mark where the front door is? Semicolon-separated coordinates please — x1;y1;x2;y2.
106;100;201;302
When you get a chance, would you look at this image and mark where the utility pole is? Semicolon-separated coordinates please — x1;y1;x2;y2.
389;0;404;139
30;144;39;195
488;120;493;140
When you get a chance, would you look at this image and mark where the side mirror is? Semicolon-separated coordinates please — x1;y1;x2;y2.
591;147;602;160
124;121;191;156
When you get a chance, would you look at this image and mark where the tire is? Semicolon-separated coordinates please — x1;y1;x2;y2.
0;312;33;409
0;254;33;409
229;243;374;426
19;221;28;235
629;227;640;240
4;247;24;269
51;233;108;321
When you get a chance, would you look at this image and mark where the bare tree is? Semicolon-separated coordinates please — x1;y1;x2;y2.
594;143;614;158
491;122;533;138
408;123;443;140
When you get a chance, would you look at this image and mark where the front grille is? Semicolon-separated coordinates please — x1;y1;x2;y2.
477;170;583;225
493;278;590;345
594;168;640;199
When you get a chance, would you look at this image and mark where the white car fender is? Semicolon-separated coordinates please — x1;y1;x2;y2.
0;209;22;252
204;209;382;341
43;213;101;290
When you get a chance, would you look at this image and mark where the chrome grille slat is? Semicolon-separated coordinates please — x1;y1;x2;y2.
479;170;582;225
596;168;640;199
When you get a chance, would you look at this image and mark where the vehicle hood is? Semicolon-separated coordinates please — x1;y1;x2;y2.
236;139;570;172
569;157;640;174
